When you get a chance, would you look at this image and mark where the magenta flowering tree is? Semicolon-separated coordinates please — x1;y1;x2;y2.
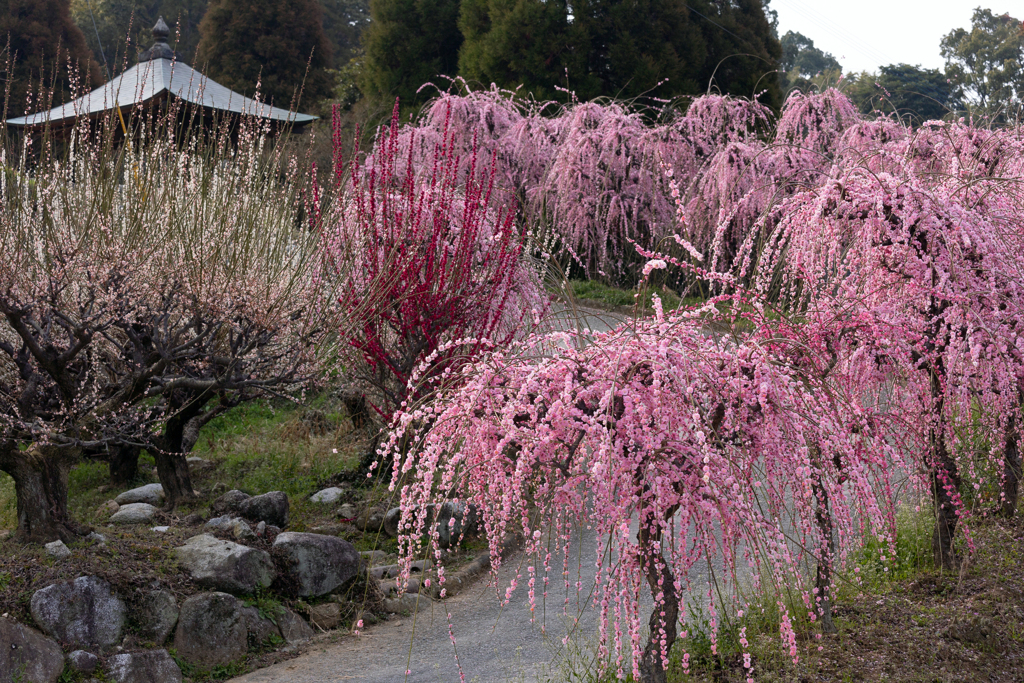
756;168;1024;565
326;101;547;422
383;284;910;682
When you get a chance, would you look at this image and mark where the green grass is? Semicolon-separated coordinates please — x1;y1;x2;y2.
566;279;700;313
0;471;15;530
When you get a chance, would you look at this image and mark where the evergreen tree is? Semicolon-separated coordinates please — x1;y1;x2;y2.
941;8;1023;121
196;0;333;109
71;0;208;71
693;0;781;109
458;0;780;107
845;64;957;123
360;0;462;109
319;0;370;68
1;0;103;119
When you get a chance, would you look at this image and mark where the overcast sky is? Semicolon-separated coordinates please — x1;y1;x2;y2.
771;0;1010;75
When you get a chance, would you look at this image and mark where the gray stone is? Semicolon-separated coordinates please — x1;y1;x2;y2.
240;606;281;646
276;608;314;644
383;507;401;537
272;532;360;597
360;550;389;566
86;532;106;545
237;491;289;527
151;526;171;533
109;503;158;525
337;503;358;520
435;501;479;549
205;516;255;541
107;649;182;683
355;506;386;533
308;603;341;630
30;576;126;650
94;500;119;519
174;593;247;668
44;540;70;560
310;487;344;504
0;618;64;683
256;520;267;537
210;489;250;516
136;589;178;644
67;650;98;673
114;483;165;506
173;534;274;595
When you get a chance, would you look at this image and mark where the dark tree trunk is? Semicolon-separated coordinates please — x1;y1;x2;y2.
637;507;680;683
930;432;961;570
108;445;140;487
153;449;195;511
152;391;214;511
809;445;838;634
1002;415;1020;518
0;442;86;544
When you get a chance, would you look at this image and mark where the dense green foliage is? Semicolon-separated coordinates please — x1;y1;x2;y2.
1;0;103;118
319;0;370;67
196;0;334;108
366;0;780;108
941;8;1023;121
845;63;956;123
70;0;208;68
359;0;462;110
779;29;841;93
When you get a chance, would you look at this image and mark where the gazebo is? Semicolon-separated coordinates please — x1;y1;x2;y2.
5;18;318;131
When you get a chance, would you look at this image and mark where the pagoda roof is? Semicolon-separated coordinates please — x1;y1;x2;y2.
6;18;317;128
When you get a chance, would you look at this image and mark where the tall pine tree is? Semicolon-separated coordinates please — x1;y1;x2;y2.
359;0;462;109
458;0;780;107
2;0;103;119
196;0;333;109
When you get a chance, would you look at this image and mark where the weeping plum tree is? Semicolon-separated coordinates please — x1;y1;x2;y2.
382;286;909;682
0;110;327;540
324;101;546;422
754;166;1024;568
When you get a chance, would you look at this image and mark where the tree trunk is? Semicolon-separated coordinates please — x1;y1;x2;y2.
1002;416;1020;518
0;442;85;544
108;445;140;487
809;445;838;634
637;510;680;683
930;434;961;571
153;449;195;511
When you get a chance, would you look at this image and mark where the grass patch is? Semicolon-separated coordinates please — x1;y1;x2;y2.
0;471;15;530
565;279;699;313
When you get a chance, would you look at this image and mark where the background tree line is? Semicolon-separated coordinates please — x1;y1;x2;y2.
1;0;1021;123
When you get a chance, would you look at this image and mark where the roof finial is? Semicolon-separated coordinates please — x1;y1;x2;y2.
152;17;170;42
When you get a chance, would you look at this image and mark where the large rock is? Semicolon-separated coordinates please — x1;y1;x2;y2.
383;507;401;537
109;502;158;525
173;534;274;595
107;649;182;683
237;491;289;527
174;593;247;668
273;532;360;597
354;506;385;533
308;603;341;630
240;606;281;646
210;489;250;516
30;576;126;649
67;650;99;674
310;487;344;504
276;608;314;644
0;618;64;683
114;483;165;506
435;501;480;549
136;589;178;644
